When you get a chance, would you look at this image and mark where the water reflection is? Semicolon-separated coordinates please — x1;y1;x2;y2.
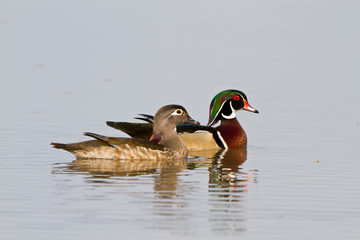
61;157;187;178
209;147;249;188
206;147;254;233
53;147;257;235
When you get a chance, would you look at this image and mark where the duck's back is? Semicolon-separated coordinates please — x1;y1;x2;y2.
51;137;185;160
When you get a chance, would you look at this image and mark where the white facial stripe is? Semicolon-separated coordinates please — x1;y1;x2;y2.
221;101;236;119
209;100;227;126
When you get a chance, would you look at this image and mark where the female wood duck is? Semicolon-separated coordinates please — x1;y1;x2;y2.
51;105;199;160
107;89;258;150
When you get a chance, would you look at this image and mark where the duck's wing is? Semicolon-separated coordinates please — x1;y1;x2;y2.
83;132;169;160
106;114;154;140
177;124;226;149
177;123;216;134
106;121;153;140
51;132;165;159
83;132;164;150
51;139;109;151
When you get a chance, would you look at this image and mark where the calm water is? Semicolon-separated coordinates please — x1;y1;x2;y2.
1;1;360;239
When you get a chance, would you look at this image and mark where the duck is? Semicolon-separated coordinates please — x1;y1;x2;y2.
107;89;258;150
51;105;199;160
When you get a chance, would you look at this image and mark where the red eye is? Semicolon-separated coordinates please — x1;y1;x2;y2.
233;95;240;101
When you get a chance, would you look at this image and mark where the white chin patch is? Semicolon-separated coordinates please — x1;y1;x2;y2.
221;101;236;119
221;112;236;119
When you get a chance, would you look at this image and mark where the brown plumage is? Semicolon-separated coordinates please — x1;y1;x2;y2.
51;105;198;160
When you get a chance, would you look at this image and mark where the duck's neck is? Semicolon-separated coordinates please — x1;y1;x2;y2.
154;128;188;155
216;118;247;148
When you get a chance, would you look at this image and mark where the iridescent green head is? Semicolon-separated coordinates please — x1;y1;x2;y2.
207;89;259;126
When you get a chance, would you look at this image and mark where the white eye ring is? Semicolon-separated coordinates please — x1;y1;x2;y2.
172;109;183;115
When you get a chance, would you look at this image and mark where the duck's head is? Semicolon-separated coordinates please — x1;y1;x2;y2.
207;89;258;126
154;105;199;133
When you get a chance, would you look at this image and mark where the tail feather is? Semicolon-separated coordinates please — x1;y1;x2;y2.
134;114;154;123
84;132;107;141
51;142;69;149
50;142;87;152
84;132;116;147
51;138;112;157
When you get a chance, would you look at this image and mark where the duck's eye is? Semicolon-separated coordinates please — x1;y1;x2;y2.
175;109;183;115
233;95;240;101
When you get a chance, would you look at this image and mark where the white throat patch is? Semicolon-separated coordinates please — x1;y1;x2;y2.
221;101;236;119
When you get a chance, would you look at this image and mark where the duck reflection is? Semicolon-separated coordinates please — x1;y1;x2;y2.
205;147;256;233
53;146;256;234
62;157;187;178
209;147;248;188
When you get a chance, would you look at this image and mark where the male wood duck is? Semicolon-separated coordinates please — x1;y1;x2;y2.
107;89;258;150
51;105;199;160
